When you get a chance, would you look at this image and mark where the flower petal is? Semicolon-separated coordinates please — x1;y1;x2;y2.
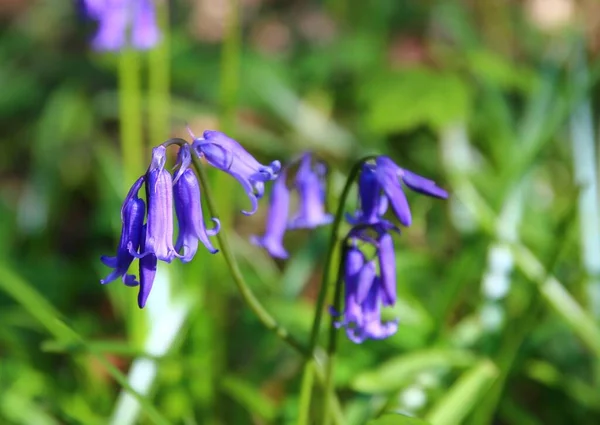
376;165;412;227
355;260;377;304
402;169;448;199
138;226;157;308
378;232;396;306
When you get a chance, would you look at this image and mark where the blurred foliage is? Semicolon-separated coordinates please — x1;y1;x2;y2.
1;0;600;424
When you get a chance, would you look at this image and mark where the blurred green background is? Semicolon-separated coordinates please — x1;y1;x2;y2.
2;0;600;424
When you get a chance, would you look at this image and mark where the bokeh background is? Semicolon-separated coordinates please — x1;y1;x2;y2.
2;0;600;424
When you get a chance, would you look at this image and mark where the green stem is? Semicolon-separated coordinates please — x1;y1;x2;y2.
322;249;346;425
148;2;170;147
297;157;372;425
162;138;344;424
190;155;309;355
118;49;143;186
296;361;316;425
219;0;240;132
308;158;372;352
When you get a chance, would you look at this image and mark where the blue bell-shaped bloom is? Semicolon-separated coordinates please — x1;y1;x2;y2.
130;146;179;263
192;130;281;215
83;0;160;51
100;176;145;286
251;169;290;259
173;145;220;261
288;154;333;229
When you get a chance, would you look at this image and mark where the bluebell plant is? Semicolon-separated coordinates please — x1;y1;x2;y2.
332;157;448;342
253;153;447;343
82;0;160;51
100;130;280;307
251;153;333;258
100;132;447;342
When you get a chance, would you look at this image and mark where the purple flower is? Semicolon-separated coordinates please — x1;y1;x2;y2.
346;278;398;344
83;0;160;51
130;146;179;263
251;152;336;259
100;176;145;286
250;170;290;259
137;224;157;308
191;130;281;215
331;226;399;343
288;154;333;229
374;156;448;227
173;145;220;261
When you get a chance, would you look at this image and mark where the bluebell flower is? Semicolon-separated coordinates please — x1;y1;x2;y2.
82;0;160;51
347;277;398;343
251;152;335;258
331;228;399;343
100;176;145;286
173;145;220;261
191;130;281;215
374;156;448;227
128;146;180;263
251;169;291;259
288;154;333;229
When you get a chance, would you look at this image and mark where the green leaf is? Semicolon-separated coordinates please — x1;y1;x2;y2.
465;49;535;92
425;359;498;425
352;349;478;393
220;375;278;421
368;413;431;425
361;68;471;134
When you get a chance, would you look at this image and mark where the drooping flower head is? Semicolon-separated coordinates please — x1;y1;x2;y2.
331;225;399;344
82;0;160;51
173;144;220;261
349;157;447;228
372;156;448;227
101;132;278;308
191;130;281;215
250;169;290;259
288;153;333;230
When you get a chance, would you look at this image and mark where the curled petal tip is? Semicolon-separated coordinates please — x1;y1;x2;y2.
241;194;259;216
207;218;221;236
100;255;117;268
123;274;140;287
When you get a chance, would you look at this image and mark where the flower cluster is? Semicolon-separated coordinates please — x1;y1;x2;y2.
332;156;448;343
82;0;160;51
251;153;333;259
100;131;280;307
